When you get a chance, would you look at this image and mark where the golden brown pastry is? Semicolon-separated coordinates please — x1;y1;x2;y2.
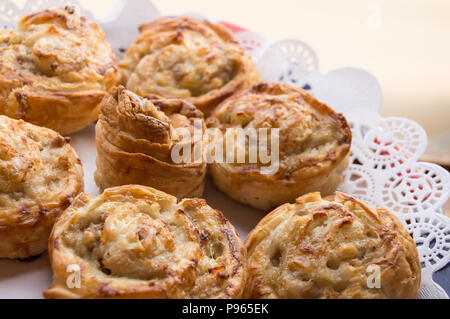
43;184;246;299
118;16;260;116
0;115;83;259
244;192;421;299
94;86;206;199
207;82;352;211
0;7;117;134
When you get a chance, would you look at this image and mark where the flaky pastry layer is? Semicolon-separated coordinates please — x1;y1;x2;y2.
44;185;246;299
0;7;117;134
244;192;421;299
0;115;83;258
118;16;260;116
207;82;352;210
95;86;206;199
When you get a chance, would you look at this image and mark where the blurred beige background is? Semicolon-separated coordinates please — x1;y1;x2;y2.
14;0;450;165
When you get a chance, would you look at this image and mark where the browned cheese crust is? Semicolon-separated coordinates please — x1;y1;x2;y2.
44;185;247;299
207;82;352;210
0;115;83;259
244;192;421;299
118;16;260;116
94;86;206;199
0;7;117;134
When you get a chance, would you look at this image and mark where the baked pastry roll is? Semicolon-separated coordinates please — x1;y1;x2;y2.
44;185;247;299
207;82;352;211
244;192;421;299
118;16;260;116
95;86;206;199
0;7;117;134
0;115;83;259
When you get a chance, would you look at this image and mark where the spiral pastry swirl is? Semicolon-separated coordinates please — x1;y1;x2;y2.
207;82;352;210
95;86;206;199
0;7;117;134
118;16;260;116
0;115;83;259
44;185;246;299
244;192;421;299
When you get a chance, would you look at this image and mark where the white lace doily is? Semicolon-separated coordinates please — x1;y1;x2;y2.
0;0;448;299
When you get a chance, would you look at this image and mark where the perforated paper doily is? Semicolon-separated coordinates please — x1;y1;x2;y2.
0;0;448;299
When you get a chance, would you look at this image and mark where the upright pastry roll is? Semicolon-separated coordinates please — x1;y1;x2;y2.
43;185;247;299
244;192;421;299
0;115;83;259
207;82;352;210
118;16;260;116
0;7;117;134
95;86;206;199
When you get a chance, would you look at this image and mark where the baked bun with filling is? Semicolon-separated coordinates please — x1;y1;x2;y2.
0;115;83;259
0;7;117;134
95;86;206;199
44;184;246;299
207;82;352;211
118;16;260;116
244;192;421;299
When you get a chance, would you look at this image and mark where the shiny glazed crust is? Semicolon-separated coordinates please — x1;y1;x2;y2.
244;192;421;299
207;82;352;211
0;7;117;134
44;185;247;299
118;16;260;116
0;115;83;259
94;86;206;199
